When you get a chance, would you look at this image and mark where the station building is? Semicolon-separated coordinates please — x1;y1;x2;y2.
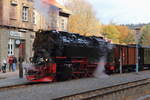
0;0;34;65
0;0;71;66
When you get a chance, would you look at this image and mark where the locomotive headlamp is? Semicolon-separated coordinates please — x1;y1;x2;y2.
45;58;48;61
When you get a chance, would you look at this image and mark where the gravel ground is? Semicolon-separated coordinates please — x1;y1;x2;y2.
0;71;150;100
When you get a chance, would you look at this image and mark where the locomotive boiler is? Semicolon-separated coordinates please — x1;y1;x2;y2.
25;30;111;82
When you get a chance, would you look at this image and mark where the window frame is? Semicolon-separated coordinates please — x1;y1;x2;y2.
22;6;29;22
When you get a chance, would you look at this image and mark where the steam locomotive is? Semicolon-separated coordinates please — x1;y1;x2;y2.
25;30;111;82
25;30;150;82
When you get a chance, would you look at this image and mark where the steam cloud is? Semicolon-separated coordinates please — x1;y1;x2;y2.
94;44;113;78
34;0;50;21
94;56;109;78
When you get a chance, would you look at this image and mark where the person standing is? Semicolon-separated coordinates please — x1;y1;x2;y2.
13;56;17;72
19;56;24;78
8;56;13;72
2;58;7;73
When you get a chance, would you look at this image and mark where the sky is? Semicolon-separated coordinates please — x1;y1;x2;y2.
57;0;150;24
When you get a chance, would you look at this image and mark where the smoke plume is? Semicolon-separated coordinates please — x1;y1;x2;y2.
34;0;50;20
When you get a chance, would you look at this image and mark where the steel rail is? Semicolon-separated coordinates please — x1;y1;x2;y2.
53;78;150;100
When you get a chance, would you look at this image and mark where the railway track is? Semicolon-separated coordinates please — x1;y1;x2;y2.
0;82;47;91
53;78;150;100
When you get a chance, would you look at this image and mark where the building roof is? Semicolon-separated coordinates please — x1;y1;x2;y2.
42;0;72;15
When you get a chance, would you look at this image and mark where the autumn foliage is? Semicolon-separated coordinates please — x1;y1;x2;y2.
64;0;102;36
62;0;137;44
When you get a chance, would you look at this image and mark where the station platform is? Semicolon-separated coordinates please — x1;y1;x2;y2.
0;71;28;88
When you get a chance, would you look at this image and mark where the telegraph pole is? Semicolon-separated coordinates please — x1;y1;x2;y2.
135;28;141;73
18;44;24;78
119;48;122;74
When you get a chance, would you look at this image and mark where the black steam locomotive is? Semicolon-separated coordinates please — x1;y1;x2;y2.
25;30;111;82
25;30;150;82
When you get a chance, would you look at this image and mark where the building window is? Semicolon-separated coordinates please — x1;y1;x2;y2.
61;19;65;31
8;39;14;56
61;23;65;30
33;11;36;24
10;2;17;20
22;6;29;22
51;22;56;29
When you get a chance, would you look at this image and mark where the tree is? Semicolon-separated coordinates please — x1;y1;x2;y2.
102;25;120;43
121;30;135;44
102;25;135;44
64;0;102;36
140;25;150;45
115;25;135;44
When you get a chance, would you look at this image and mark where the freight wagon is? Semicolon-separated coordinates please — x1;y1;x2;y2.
105;44;150;74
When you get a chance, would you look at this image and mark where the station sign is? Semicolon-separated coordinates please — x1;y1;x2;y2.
10;31;21;37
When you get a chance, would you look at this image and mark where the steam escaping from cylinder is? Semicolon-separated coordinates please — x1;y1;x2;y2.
94;56;109;78
22;62;33;69
22;62;37;73
94;43;113;78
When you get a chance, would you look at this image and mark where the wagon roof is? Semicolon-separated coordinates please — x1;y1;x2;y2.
112;44;150;48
